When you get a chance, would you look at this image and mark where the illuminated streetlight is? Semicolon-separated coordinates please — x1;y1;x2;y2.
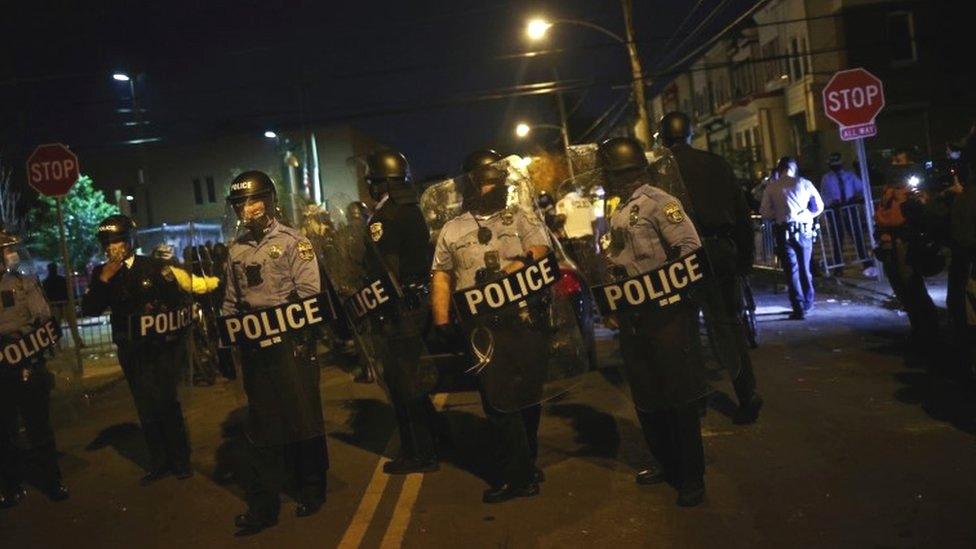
515;123;531;138
526;18;552;40
264;130;278;139
113;72;131;82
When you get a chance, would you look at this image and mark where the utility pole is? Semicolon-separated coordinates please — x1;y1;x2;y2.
621;0;652;148
553;68;575;180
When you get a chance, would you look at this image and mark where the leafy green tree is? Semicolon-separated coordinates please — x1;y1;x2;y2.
26;175;119;271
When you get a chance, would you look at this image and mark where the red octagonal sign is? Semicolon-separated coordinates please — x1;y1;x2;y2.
26;143;80;197
822;68;885;129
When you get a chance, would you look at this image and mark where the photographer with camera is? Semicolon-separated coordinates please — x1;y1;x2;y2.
875;149;940;353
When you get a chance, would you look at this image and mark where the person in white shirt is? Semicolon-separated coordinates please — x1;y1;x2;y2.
760;156;824;319
554;184;597;281
819;152;867;273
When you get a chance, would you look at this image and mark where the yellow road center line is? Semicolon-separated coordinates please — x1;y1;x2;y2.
379;392;449;548
336;453;393;549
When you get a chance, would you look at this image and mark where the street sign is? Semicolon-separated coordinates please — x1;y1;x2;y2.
821;67;885;278
822;68;885;142
26;143;80;197
24;143;86;376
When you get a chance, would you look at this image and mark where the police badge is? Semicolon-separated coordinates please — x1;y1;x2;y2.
664;202;684;224
369;222;384;242
501;210;514;226
297;240;315;261
629;204;640;226
267;244;283;259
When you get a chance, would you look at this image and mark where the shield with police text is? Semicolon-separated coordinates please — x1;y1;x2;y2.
420;155;590;413
561;145;716;410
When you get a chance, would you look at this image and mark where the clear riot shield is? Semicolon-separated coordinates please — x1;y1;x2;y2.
562;145;716;411
420;155;590;413
0;240;79;419
320;194;381;379
135;224;201;395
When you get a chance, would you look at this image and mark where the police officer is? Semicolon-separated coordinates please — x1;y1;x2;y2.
760;156;825;319
81;215;193;485
596;136;707;507
0;230;69;506
363;150;440;474
221;171;327;535
430;149;549;503
660;111;762;423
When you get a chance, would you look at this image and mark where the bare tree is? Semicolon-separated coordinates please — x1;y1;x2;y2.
0;158;21;232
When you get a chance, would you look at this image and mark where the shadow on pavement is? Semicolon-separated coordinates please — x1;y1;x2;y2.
85;422;150;471
211;406;248;495
706;391;738;420
328;398;396;458
546;403;650;473
893;371;976;436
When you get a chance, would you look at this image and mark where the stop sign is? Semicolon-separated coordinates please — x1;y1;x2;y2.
822;68;885;128
26;143;80;197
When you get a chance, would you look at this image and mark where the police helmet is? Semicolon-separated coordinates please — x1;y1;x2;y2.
96;214;137;249
462;149;508;189
227;170;277;205
659;111;693;146
597;137;648;173
365;150;410;182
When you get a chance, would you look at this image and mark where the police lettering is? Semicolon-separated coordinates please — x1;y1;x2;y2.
0;320;61;367
346;279;391;319
459;253;560;317
221;294;327;347
596;250;707;314
136;306;193;337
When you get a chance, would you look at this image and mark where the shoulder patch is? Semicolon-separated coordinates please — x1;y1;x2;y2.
297;240;315;261
370;222;384;242
664;202;685;224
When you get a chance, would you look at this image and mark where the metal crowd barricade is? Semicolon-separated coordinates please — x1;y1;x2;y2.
752;203;876;276
815;203;873;275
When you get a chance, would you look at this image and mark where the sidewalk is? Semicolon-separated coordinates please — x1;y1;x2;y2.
833;270;949;309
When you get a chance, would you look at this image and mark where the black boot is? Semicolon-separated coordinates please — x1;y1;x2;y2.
234;512;278;536
383;455;439;475
635;464;667;485
482;482;539;504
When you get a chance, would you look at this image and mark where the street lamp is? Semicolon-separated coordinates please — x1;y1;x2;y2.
515;123;532;138
264;130;278;139
524;1;652;148
112;72;131;82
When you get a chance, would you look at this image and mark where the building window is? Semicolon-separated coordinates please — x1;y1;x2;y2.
205;176;216;203
790;37;802;81
887;11;917;64
192;178;203;205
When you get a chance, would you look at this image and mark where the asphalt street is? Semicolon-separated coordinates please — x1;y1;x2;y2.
1;278;974;548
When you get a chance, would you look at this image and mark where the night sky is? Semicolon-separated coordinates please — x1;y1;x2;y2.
1;0;760;181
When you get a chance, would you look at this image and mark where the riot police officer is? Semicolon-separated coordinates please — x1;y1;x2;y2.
220;171;327;535
362;150;440;474
596;137;707;507
660;111;763;424
0;230;69;506
430;149;549;503
81;215;193;486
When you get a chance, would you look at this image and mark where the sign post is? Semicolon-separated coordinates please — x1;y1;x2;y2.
822;67;886;262
26;143;84;376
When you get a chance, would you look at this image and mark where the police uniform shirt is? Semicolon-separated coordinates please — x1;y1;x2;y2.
222;220;321;314
604;184;701;278
367;196;432;285
819;169;863;207
432;208;549;290
555;191;596;238
0;272;51;336
759;175;824;225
